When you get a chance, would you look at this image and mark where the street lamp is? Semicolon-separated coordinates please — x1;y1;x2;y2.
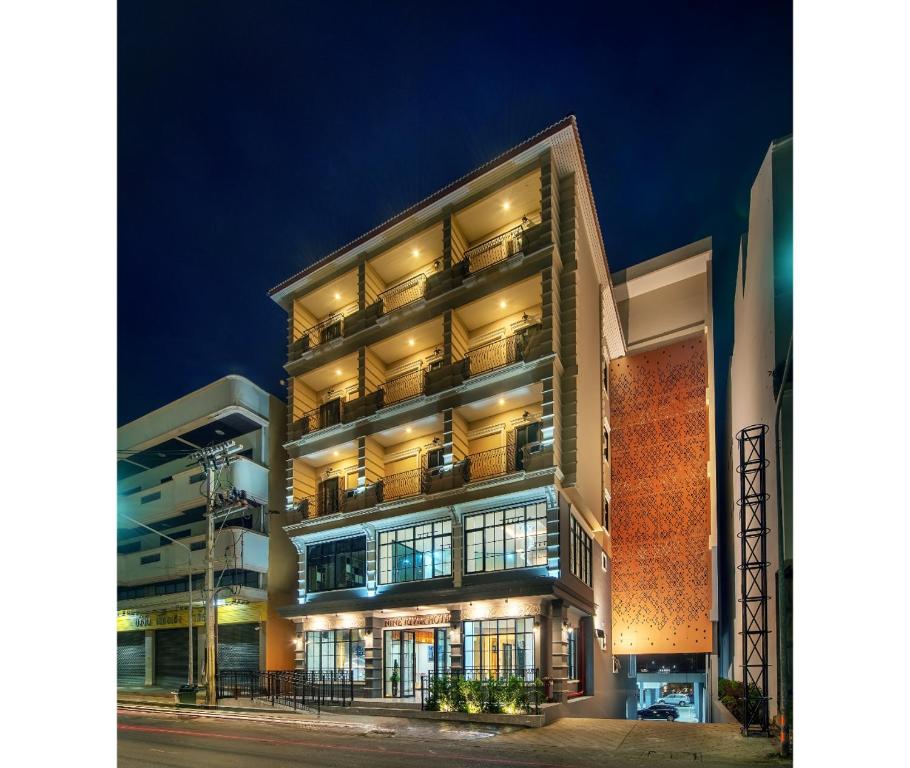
118;511;196;687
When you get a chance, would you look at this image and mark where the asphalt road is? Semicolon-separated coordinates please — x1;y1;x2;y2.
117;707;783;768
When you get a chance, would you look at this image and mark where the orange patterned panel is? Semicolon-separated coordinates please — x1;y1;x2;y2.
609;337;712;654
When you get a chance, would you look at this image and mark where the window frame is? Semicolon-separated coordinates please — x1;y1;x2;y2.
463;501;548;575
378;519;452;585
306;536;367;593
569;515;592;586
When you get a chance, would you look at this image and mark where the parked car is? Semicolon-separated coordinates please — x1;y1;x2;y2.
658;693;691;707
637;704;680;721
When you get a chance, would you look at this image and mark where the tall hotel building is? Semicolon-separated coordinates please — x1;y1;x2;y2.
269;117;717;719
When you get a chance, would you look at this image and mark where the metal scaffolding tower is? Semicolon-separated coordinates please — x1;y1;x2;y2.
736;423;771;735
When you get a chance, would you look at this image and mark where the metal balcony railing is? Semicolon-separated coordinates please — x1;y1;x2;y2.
465;446;508;482
380;468;425;502
379;368;426;407
378;274;427;314
293;487;344;521
288;399;343;441
459;225;525;274
463;334;522;377
291;314;344;358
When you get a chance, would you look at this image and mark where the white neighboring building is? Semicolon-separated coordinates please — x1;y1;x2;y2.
117;375;296;689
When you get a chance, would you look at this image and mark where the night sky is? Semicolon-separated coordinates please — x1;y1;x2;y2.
118;0;792;427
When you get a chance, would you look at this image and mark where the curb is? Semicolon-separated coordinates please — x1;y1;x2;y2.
116;702;396;735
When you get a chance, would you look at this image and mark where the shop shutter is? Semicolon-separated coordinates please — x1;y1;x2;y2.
155;627;197;688
117;631;146;687
217;623;259;672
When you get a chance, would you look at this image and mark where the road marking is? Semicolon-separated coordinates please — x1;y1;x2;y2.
118;723;567;767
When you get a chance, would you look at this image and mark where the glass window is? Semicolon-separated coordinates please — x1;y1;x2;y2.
464;502;547;574
568;628;577;679
462;618;535;678
306;536;366;593
569;516;592;586
305;629;365;680
378;520;452;584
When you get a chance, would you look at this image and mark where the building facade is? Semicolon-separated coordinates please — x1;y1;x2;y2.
609;239;719;722
268;117;719;722
116;375;296;689
724;136;792;742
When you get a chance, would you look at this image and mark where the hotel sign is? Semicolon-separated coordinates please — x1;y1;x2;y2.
383;612;450;628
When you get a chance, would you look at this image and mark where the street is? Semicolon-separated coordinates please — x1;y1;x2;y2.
117;707;785;767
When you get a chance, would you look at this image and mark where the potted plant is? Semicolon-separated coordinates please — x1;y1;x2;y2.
390;660;400;697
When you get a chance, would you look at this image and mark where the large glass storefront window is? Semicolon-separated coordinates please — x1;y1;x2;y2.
378;520;452;584
306;536;366;592
305;629;365;680
463;618;535;678
464;502;547;573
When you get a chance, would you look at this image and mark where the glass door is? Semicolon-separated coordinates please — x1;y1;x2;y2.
433;627;450;677
384;630;416;697
513;422;541;471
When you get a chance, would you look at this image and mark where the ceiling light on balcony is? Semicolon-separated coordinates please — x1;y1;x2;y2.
498;398;505;406
412;248;420;257
406;427;412;434
335;369;342;376
333;451;339;457
499;300;507;309
502;201;511;211
214;428;225;436
408;338;415;347
334;292;341;300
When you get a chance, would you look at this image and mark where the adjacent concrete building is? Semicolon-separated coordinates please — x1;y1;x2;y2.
267;116;720;721
724;136;793;742
116;376;296;689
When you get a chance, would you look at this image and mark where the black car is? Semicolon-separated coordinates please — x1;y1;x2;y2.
637;704;680;721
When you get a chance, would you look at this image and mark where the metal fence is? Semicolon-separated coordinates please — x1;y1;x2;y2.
379;369;426;406
464;446;508;482
216;670;355;713
288;400;343;440
291;314;344;358
380;468;424;502
459;225;525;274
379;274;427;314
463;334;523;377
420;668;541;714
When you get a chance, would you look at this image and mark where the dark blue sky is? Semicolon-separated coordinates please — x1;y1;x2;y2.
118;0;792;426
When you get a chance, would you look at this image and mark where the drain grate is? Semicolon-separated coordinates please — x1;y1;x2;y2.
643;750;702;761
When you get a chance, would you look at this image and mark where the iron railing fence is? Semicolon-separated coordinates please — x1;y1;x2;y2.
379;369;426;407
288;400;343;440
464;446;508;482
216;670;356;713
380;468;425;502
420;667;542;714
291;314;344;358
463;334;522;378
291;486;344;521
378;274;427;314
459;225;525;274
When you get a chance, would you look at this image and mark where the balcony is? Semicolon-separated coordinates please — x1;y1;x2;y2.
378;274;427;314
379;368;427;408
288;399;344;441
290;313;345;358
291;487;345;521
288;267;358;360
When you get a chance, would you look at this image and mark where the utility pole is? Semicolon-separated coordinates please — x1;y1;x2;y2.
191;440;241;705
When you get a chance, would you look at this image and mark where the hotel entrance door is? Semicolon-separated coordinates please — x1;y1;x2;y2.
384;627;450;698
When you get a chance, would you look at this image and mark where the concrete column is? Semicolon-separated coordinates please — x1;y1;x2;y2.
442;310;453;365
357;262;366;310
548;599;568;703
357;348;366;399
694;681;703;722
450;505;463;590
449;610;462;673
258;622;267;671
441;215;452;271
362;614;384;698
144;630;155;687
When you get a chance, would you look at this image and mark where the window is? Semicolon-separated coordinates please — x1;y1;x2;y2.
306;536;366;592
603;499;610;530
160;475;173;484
120;485;141;496
569;516;592;586
305;629;365;680
116;569;258;601
140;491;161;505
190;541;205;551
140;553;160;565
189;472;205;484
603;429;610;462
464;501;547;574
568;628;577;679
379;520;452;584
117;541;141;554
160;530;191;546
463;618;535;678
426;448;444;469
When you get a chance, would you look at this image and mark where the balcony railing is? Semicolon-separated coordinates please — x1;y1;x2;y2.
291;314;344;358
378;274;427;314
463;334;522;378
288;399;343;441
459;225;525;274
379;468;425;502
292;487;344;521
379;368;426;407
464;446;508;482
